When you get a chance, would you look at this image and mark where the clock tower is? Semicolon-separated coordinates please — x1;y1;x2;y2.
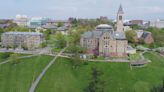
116;5;124;32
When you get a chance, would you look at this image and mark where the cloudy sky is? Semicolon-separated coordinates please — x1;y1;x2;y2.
0;0;164;20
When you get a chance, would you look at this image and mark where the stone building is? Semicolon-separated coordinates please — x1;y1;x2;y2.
80;5;128;57
1;32;44;49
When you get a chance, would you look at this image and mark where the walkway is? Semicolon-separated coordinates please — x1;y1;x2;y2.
140;51;148;60
28;47;66;92
0;54;41;65
88;59;130;62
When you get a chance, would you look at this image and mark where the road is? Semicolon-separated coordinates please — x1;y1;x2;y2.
28;47;66;92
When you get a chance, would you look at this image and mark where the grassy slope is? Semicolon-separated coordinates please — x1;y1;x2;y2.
0;55;53;92
36;52;164;92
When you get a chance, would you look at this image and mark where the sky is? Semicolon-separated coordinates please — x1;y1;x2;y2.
0;0;164;20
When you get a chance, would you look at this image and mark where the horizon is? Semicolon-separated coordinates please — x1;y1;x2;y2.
1;0;164;20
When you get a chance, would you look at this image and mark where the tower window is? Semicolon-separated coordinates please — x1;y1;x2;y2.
119;16;122;20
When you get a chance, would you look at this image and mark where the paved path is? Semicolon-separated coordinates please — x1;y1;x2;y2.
0;60;10;65
29;48;66;92
140;51;148;60
0;54;41;65
88;59;130;62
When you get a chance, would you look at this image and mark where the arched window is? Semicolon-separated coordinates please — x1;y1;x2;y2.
119;16;122;20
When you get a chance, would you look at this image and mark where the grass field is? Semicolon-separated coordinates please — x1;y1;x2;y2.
0;55;53;92
36;52;164;92
0;52;164;92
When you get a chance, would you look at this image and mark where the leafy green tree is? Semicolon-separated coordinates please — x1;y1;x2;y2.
71;53;82;69
84;67;104;92
39;42;47;48
151;78;164;92
9;53;19;65
43;29;52;40
125;30;138;43
49;32;66;49
131;24;140;30
147;27;164;47
57;22;64;27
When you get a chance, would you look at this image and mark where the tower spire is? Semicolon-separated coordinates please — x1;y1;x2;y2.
118;4;124;14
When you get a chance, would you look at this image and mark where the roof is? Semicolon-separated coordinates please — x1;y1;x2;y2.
82;31;103;38
113;32;126;40
96;24;112;29
0;24;10;28
57;26;68;31
3;32;43;36
118;4;124;14
42;25;57;29
141;31;151;39
127;45;135;50
130;60;148;65
96;24;113;32
82;24;126;40
136;30;144;38
82;31;126;40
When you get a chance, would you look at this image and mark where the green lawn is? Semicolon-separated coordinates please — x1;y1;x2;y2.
36;52;164;92
0;55;53;92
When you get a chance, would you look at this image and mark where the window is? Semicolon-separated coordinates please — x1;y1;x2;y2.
119;16;122;20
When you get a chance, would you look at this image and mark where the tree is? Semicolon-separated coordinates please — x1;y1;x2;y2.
131;24;140;30
151;78;164;92
39;42;47;48
43;29;52;40
84;67;104;92
147;27;164;47
125;30;138;43
57;22;64;27
49;32;66;49
9;53;19;65
71;53;82;69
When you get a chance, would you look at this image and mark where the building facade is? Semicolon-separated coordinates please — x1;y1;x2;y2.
14;15;28;27
149;19;164;28
80;5;128;57
28;17;49;28
1;32;44;49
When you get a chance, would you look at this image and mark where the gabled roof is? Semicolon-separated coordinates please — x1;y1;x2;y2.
3;32;43;36
141;31;151;39
0;24;10;28
82;31;103;39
